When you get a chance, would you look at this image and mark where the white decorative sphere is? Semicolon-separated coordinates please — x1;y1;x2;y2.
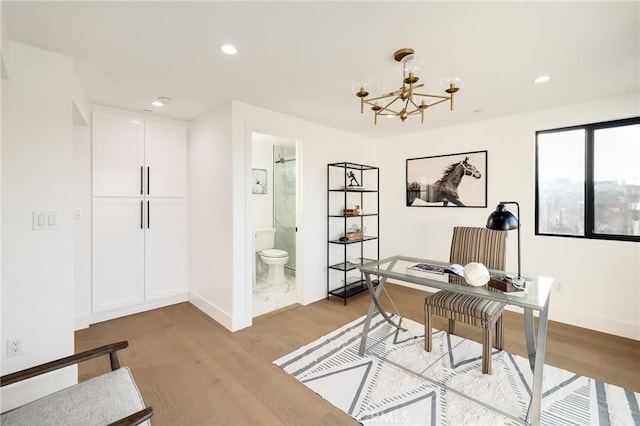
464;262;490;286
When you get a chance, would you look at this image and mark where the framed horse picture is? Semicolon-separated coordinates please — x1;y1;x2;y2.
406;150;487;207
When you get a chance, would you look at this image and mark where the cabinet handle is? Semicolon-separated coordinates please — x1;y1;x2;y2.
147;201;150;229
147;167;150;195
140;166;143;195
140;200;143;229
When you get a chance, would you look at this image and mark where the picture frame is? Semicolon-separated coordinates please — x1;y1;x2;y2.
406;150;487;207
252;168;267;194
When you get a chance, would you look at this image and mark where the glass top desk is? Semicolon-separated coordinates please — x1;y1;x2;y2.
358;255;553;426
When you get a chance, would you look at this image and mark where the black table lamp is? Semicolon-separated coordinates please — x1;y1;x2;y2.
486;201;524;288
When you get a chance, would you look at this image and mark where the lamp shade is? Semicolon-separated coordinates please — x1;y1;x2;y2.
486;204;518;230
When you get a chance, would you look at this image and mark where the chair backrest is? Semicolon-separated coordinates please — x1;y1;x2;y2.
449;226;506;283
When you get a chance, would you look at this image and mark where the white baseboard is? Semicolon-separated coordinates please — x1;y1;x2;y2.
188;290;235;331
74;313;91;330
551;305;639;341
88;294;188;325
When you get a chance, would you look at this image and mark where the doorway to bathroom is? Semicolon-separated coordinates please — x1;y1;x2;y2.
251;132;298;317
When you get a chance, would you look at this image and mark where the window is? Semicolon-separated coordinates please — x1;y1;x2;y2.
536;117;640;242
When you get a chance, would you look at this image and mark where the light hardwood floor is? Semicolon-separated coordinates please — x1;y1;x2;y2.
75;284;640;425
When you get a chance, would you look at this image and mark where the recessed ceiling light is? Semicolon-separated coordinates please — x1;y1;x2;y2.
534;75;551;83
151;96;172;107
221;44;238;55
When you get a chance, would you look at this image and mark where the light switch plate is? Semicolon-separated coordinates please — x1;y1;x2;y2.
33;211;58;230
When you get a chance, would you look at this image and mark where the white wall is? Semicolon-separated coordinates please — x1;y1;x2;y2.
1;41;78;410
1;3;9;79
251;133;275;229
378;92;640;340
71;64;91;329
188;103;235;329
73;123;91;329
190;100;378;331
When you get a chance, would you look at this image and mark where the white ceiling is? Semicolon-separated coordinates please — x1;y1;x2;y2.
3;1;639;139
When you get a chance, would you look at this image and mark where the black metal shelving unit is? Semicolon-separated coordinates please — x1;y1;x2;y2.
327;162;379;304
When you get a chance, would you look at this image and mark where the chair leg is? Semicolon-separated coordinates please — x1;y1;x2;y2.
495;314;504;350
482;326;492;374
425;306;432;352
448;318;456;335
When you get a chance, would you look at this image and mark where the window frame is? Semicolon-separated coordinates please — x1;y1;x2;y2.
535;116;640;243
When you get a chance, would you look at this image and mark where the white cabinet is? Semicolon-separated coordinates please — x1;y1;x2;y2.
91;108;187;319
145;121;187;198
92;198;145;312
144;198;187;301
92;110;186;198
92;111;144;197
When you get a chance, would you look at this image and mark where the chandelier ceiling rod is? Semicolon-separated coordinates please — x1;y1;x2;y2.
355;48;460;125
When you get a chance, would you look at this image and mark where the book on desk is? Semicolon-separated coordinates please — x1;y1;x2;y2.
408;263;464;276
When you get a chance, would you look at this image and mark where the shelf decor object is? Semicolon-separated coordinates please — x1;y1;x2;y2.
327;162;379;305
354;47;461;125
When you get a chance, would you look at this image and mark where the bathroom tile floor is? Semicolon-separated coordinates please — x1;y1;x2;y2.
253;270;297;317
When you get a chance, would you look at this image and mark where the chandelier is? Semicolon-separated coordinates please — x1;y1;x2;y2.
355;48;460;125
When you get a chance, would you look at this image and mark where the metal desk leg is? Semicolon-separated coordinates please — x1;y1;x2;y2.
358;273;404;356
524;309;537;370
525;296;551;425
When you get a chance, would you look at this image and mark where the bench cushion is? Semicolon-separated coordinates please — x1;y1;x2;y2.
1;367;149;426
427;290;503;327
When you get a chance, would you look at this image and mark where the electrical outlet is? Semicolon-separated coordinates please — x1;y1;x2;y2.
555;282;562;292
7;337;24;357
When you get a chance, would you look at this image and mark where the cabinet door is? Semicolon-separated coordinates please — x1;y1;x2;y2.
92;198;145;313
144;198;187;300
92;110;144;197
144;121;187;198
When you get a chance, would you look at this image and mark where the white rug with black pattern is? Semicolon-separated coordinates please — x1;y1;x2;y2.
274;314;640;425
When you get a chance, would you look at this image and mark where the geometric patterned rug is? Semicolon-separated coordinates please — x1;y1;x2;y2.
275;314;640;425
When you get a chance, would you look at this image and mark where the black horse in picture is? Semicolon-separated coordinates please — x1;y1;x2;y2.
408;156;482;206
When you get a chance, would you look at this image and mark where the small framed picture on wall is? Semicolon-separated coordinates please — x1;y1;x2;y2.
252;168;267;194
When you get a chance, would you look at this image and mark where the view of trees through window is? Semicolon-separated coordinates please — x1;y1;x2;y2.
536;118;640;242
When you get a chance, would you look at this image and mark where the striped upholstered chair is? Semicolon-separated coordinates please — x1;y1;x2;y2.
424;226;507;374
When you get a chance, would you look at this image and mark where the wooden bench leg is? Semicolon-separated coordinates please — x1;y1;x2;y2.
448;318;456;335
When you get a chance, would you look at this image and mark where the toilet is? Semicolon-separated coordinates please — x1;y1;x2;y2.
254;228;289;285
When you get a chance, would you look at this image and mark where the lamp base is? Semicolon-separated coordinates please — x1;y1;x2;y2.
488;276;526;292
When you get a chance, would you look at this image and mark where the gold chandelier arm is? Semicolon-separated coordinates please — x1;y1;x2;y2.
414;97;450;109
378;96;403;114
412;92;450;100
363;91;401;103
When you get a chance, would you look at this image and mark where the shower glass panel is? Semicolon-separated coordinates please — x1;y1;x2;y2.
273;145;296;270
